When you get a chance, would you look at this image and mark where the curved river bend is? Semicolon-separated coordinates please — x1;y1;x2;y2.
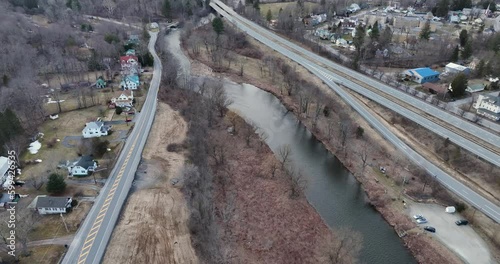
167;30;416;264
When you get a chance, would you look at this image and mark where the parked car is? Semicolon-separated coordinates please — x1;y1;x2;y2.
424;226;436;233
455;220;469;226
413;214;424;220
416;218;428;224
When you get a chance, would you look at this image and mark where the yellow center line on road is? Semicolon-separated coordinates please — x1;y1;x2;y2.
76;133;141;264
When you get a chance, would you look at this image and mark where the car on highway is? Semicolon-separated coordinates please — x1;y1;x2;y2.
416;218;428;224
424;226;436;233
455;219;469;226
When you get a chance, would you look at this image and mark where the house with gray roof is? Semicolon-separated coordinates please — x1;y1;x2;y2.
474;94;500;121
68;155;97;176
82;121;111;138
35;196;72;215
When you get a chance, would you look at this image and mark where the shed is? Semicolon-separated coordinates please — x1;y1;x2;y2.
466;84;485;93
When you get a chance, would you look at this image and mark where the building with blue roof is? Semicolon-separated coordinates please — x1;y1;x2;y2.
403;67;440;84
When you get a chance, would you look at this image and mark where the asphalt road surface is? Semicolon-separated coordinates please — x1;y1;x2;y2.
61;29;161;264
210;1;500;223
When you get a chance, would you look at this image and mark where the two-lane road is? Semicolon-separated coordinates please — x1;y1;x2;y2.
62;29;162;264
210;1;500;223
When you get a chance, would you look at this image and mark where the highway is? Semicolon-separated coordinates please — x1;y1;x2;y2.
62;28;162;264
210;1;500;223
211;1;500;169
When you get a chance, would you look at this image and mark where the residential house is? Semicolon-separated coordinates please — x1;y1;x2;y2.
0;157;10;187
128;34;140;45
120;75;140;90
82;121;111;138
36;196;72;215
68;155;97;176
445;63;471;75
110;90;134;108
403;68;440;84
466;83;485;93
474;94;500;121
120;55;139;70
95;77;107;88
126;49;136;56
422;82;449;94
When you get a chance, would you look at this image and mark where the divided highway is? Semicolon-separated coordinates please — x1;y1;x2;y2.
62;29;162;264
210;1;500;222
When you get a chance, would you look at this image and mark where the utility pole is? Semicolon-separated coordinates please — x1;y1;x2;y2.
60;213;69;233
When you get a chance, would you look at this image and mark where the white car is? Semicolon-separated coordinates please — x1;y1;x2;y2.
416;218;428;224
413;214;424;220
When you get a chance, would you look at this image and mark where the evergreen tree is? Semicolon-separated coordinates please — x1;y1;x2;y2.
162;0;172;18
434;0;450;17
266;9;272;22
253;0;260;10
370;21;380;40
46;173;67;194
459;29;468;47
450;73;468;98
419;20;431;40
212;17;224;36
461;40;473;60
450;45;459;62
475;59;485;77
353;24;365;54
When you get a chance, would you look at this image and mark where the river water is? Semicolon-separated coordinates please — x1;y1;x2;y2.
166;30;416;264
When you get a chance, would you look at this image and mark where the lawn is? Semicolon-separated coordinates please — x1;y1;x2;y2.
259;2;320;19
19;245;66;264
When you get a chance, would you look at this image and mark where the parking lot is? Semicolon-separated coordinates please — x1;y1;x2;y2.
408;203;494;264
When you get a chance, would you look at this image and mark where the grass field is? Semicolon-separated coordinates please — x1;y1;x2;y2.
259;2;320;19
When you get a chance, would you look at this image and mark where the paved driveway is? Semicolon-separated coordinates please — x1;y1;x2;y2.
62;135;83;148
408;203;494;264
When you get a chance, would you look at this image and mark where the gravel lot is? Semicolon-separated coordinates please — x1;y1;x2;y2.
408;203;495;264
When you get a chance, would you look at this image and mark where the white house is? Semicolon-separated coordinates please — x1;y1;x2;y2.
36;196;72;215
473;94;500;121
120;75;140;90
110;91;134;108
0;156;10;186
82;121;111;138
68;155;97;176
445;63;471;75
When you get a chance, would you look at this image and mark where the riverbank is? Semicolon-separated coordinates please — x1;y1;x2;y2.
181;25;465;263
160;85;355;263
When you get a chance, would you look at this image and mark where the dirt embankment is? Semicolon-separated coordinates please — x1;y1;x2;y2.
181;25;468;263
103;102;198;264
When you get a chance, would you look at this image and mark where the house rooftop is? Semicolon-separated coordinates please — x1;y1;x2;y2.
0;156;9;177
76;155;95;168
36;196;71;208
413;67;440;78
446;62;469;71
467;84;485;92
423;82;448;94
484;95;500;106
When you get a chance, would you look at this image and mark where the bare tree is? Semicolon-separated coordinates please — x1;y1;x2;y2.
206;79;233;117
284;167;307;199
278;144;292;169
358;141;370;174
29;175;46;190
321;227;363;264
242;121;257;147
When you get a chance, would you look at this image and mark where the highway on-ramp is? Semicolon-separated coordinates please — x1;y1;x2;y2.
210;1;500;223
62;29;162;264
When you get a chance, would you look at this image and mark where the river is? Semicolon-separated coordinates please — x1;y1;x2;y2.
165;29;416;264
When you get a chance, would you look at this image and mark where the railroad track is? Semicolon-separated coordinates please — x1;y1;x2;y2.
212;1;500;159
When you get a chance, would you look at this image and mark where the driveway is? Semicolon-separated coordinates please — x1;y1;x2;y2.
62;135;83;148
408;203;494;264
